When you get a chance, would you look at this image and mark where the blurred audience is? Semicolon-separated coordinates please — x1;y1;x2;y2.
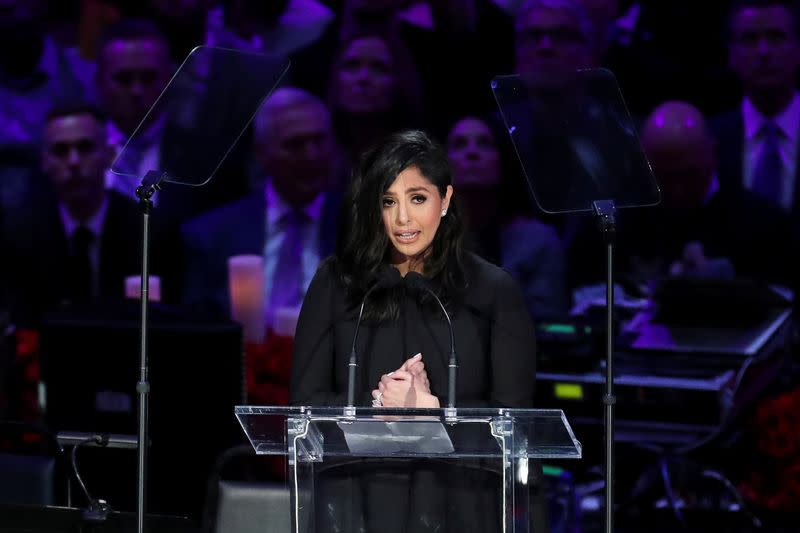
575;0;618;61
1;103;148;327
500;0;602;242
515;0;599;84
605;1;735;115
207;0;335;56
291;0;515;134
0;0;93;151
447;117;506;263
447;116;569;319
147;0;214;61
570;100;794;291
713;0;800;228
95;18;172;200
96;17;255;228
0;0;94;217
327;31;422;167
181;87;341;325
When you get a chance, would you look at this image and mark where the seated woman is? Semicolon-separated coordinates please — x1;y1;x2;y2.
289;130;545;532
326;30;424;172
446;115;569;320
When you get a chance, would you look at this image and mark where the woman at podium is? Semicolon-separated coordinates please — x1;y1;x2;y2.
289;130;544;532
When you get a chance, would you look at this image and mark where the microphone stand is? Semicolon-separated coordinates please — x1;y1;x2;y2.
345;295;370;417
346;271;401;416
70;435;112;522
593;199;617;533
134;170;166;533
406;274;457;419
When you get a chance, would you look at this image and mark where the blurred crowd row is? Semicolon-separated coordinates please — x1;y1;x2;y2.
0;0;797;335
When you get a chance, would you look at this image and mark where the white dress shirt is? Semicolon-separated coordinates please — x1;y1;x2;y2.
742;92;800;210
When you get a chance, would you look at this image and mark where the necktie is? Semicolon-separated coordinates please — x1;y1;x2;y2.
751;121;784;205
268;210;308;313
70;226;94;303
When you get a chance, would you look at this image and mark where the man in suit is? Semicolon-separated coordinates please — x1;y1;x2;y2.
2;103;147;327
493;0;603;240
95;19;173;202
181;87;342;325
570;100;794;290
95;19;258;229
712;0;800;224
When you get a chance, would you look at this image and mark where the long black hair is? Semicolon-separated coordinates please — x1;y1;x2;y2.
334;130;466;322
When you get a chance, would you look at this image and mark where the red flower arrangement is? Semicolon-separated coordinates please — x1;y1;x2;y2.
13;328;42;422
738;386;800;511
243;329;295;480
244;329;294;406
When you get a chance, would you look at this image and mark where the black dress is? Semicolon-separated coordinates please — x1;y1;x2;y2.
289;253;546;533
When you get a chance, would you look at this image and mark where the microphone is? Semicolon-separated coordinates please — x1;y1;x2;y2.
346;266;403;410
404;272;457;411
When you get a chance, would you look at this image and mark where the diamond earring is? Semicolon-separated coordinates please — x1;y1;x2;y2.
441;209;447;217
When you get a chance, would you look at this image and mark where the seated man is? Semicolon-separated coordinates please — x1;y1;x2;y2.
569;100;794;291
2;103;157;327
0;0;94;223
181;87;342;328
712;0;800;220
95;18;256;228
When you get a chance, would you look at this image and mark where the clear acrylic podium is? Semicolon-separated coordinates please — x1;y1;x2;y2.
237;406;581;533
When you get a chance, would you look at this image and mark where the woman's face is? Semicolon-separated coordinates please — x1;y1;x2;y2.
446;117;501;188
381;166;453;270
336;37;394;114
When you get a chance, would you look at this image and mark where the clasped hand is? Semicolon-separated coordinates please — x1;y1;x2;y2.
371;353;440;408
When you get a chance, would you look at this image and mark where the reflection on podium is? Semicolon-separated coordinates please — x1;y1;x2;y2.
236;406;582;533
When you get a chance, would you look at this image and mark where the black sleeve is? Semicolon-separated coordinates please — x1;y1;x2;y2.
289;263;347;406
489;269;537;408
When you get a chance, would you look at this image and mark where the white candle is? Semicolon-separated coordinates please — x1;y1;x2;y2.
125;275;162;302
228;255;265;343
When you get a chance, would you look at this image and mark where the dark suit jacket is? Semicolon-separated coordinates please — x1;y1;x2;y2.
711;108;800;231
2;189;147;327
180;190;341;317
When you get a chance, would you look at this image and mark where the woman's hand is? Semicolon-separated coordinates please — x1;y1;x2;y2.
373;370;416;407
414;391;440;408
399;353;430;394
370;353;439;408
